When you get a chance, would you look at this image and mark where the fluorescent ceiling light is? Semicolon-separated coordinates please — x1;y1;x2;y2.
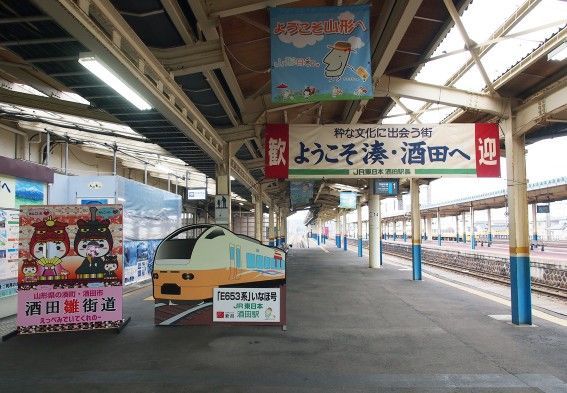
548;42;567;61
78;53;152;110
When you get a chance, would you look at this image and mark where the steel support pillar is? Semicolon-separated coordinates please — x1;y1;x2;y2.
343;212;347;251
426;217;432;241
393;220;397;241
487;208;492;243
368;181;382;268
531;203;538;242
357;196;363;257
282;211;287;247
437;208;442;246
455;215;459;242
336;212;342;248
470;203;476;250
504;105;532;325
216;147;232;230
402;219;407;242
411;179;421;280
461;212;467;243
269;204;275;246
254;187;263;242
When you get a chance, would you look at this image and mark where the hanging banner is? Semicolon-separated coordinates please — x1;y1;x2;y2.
270;5;373;103
265;123;501;179
17;205;124;334
289;182;313;207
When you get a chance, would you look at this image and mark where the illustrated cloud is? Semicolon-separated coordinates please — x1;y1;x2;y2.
347;36;365;50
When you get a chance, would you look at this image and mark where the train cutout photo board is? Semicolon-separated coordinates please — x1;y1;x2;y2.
153;224;286;326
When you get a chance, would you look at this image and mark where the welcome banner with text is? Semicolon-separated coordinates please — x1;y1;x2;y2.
265;123;500;179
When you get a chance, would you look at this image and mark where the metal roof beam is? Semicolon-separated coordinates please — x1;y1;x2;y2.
188;0;247;117
344;0;423;124
217;125;257;141
204;0;299;18
411;0;539;124
442;0;497;95
160;0;239;126
444;26;567;124
34;0;225;162
0;88;121;124
160;0;197;44
374;75;508;117
0;15;52;24
515;80;567;136
151;40;225;76
0;37;76;46
242;157;264;170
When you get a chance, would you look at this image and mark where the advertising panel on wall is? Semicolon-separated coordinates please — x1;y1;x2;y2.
0;209;19;298
270;5;372;103
0;173;47;300
17;205;125;334
265;123;501;179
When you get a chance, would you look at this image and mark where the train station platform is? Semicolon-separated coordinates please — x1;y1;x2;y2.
2;246;567;392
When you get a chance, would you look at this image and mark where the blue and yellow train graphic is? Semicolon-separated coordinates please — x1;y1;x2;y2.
152;224;286;301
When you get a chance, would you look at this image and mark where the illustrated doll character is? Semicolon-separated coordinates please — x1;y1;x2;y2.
103;255;119;279
29;216;70;280
323;41;352;79
74;206;114;279
21;259;39;282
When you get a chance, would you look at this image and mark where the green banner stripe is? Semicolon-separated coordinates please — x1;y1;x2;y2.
289;169;350;175
414;168;476;174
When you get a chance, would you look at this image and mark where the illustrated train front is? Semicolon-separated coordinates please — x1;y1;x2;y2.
152;224;286;302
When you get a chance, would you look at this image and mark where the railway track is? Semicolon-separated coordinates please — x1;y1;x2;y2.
384;250;567;301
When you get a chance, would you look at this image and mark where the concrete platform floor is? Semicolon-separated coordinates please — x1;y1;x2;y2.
1;246;566;392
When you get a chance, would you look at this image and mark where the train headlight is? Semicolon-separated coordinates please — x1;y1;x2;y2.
152;273;159;279
182;273;194;280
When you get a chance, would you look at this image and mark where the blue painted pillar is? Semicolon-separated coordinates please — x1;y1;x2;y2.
487;208;492;243
461;212;467;244
470;204;476;250
357;197;363;258
455;214;460;243
268;204;275;246
437;208;442;247
504;107;532;325
411;179;422;280
531;203;538;242
342;212;348;251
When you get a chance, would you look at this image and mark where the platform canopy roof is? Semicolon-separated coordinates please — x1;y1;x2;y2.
0;0;565;215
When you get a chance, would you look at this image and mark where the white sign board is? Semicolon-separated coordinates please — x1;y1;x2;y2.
187;188;207;200
214;194;229;224
213;287;281;323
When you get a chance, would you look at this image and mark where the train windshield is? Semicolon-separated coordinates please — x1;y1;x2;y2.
154;226;210;270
